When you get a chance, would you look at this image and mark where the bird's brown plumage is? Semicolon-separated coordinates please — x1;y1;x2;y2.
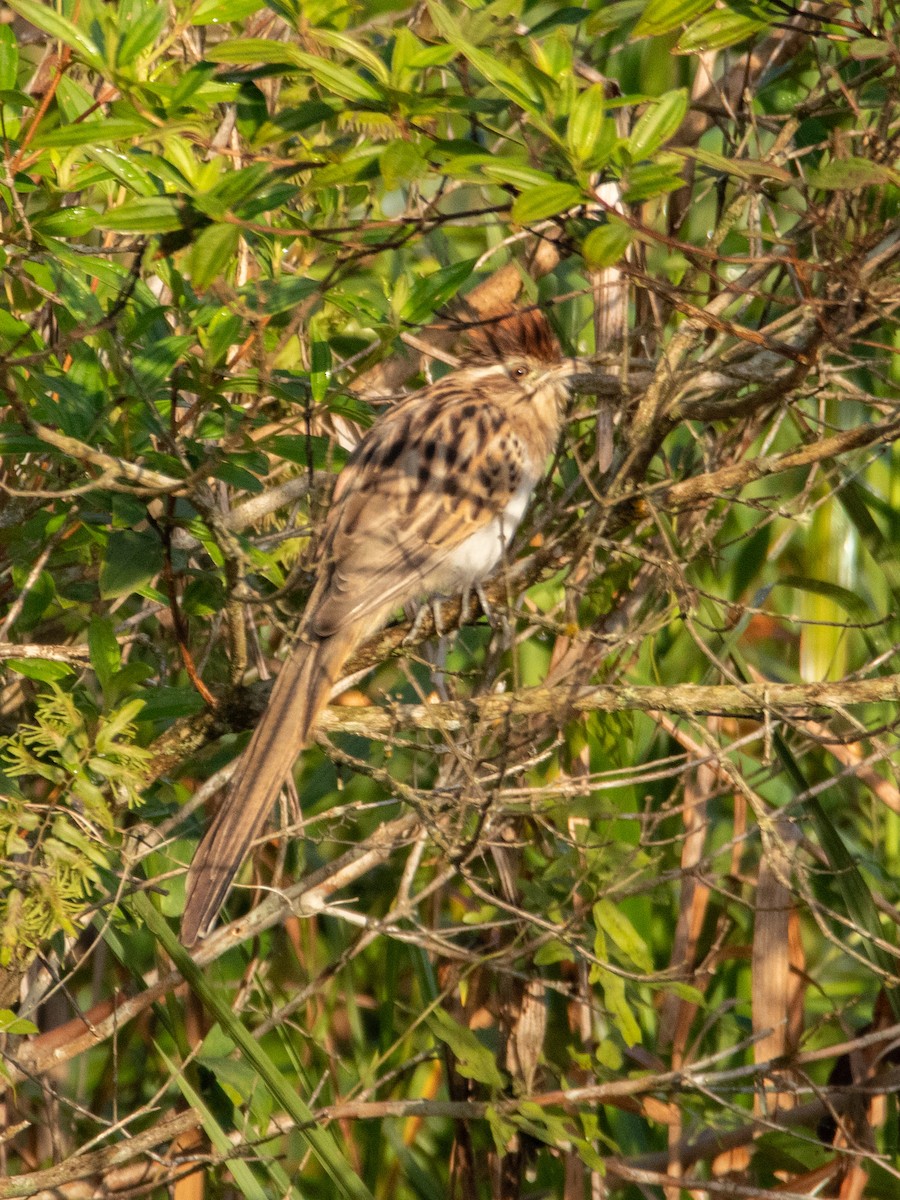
181;310;579;944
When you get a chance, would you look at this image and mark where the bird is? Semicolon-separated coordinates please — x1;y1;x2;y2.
181;309;584;944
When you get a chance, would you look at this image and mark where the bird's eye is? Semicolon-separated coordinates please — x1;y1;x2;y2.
513;366;527;378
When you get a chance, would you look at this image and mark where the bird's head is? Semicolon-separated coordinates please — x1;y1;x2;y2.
461;309;590;428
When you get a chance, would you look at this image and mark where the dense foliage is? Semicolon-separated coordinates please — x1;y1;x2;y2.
0;0;899;1196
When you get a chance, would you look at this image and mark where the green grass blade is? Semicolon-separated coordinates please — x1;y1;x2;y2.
157;1043;270;1200
134;894;376;1200
772;729;900;1017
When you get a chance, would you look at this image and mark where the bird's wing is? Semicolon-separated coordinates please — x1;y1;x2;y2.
307;392;532;638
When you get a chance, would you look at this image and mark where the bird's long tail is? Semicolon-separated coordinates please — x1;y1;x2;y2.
181;625;358;945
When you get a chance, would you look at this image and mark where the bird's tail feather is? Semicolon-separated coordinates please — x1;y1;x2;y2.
181;625;357;945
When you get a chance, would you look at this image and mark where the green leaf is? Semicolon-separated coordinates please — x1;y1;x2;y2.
214;459;264;492
235;81;268;140
380;140;426;190
567;83;606;163
808;157;898;190
98;196;185;233
849;38;893;60
0;1008;38;1035
193;0;264;24
290;50;384;102
622;155;685;201
628;88;688;160
427;1;542;110
118;6;166;63
0;317;33;346
88;616;121;690
400;258;477;326
32;118;153;148
485;1105;520;1158
309;146;382;188
0;86;33;108
31;207;99;237
676;7;769;52
312;28;391;85
591;965;642;1045
528;7;592;36
132;336;196;390
428;1008;507;1089
405;43;457;69
99;531;165;599
481;161;558;190
188;222;240;290
657;981;706;1006
595;1039;623;1070
5;0;103;70
778;575;871;620
633;0;714;37
583;218;633;268
95;698;147;749
534;938;575;966
205;37;304;65
673;145;792;184
136;686;207;722
593;898;653;972
244;276;320;316
512;182;582;224
5;658;74;682
0;24;19;91
587;0;645;34
208;39;383;101
310;334;331;405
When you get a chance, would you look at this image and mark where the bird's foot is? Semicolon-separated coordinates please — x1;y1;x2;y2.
403;597;445;645
462;583;512;642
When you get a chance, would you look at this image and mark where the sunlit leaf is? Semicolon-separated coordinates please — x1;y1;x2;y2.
594;898;653;971
98;196;185;232
676;6;770;51
427;1;542;110
567;83;607;163
633;0;715;37
32;119;153;148
482;161;558;190
428;1008;507;1088
5;658;74;682
400;258;477;325
188;221;240;290
5;0;103;69
511;182;582;224
31;207;99;237
0;24;18;91
583;218;633;267
193;0;264;24
88;616;121;690
628;88;688;160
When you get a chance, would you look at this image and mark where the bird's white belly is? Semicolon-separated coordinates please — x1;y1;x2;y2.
440;475;535;591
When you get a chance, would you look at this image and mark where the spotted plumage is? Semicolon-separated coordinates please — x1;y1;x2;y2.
181;309;581;943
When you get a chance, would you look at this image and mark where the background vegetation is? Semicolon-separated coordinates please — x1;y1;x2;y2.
0;0;899;1196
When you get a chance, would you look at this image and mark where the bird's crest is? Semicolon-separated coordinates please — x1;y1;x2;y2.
462;308;561;366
